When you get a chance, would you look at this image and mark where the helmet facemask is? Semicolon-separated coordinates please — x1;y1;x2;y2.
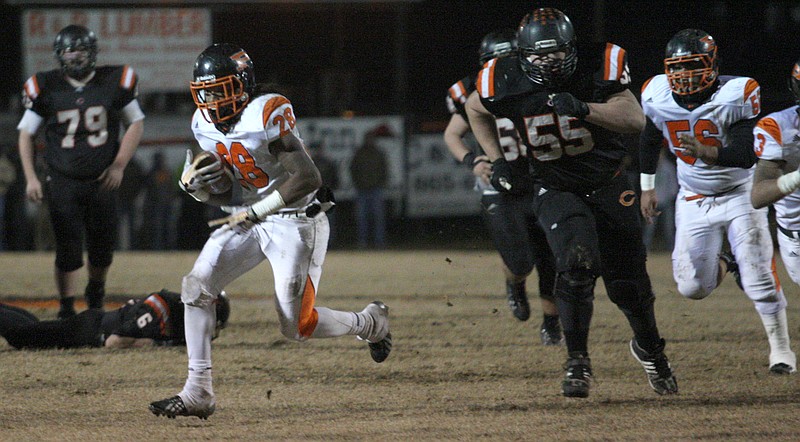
190;74;250;126
53;25;98;80
665;54;717;96
519;43;577;87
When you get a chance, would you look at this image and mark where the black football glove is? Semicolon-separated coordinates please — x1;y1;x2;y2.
551;92;590;119
490;157;514;193
461;152;478;169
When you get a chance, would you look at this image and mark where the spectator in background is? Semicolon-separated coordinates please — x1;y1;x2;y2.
309;141;340;247
142;151;175;250
641;147;678;252
0;145;17;251
117;156;145;250
349;130;388;249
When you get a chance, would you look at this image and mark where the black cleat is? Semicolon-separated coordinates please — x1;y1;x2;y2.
720;251;743;290
57;307;76;319
369;331;393;363
506;281;530;321
769;363;795;375
630;339;678;395
149;395;215;420
540;318;564;346
357;301;392;363
562;354;592;398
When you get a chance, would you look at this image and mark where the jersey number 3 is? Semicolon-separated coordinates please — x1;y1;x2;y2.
522;113;593;161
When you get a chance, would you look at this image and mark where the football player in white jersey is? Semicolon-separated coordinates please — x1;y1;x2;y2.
149;44;393;420
752;60;800;294
640;29;795;374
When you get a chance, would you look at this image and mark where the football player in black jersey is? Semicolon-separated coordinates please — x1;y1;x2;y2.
466;8;677;398
16;25;145;319
0;290;230;350
444;29;561;345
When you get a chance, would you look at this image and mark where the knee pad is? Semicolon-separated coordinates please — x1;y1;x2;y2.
181;274;217;308
606;279;654;311
556;269;596;303
676;280;709;300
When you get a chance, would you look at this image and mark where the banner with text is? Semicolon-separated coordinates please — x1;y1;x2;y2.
22;8;211;93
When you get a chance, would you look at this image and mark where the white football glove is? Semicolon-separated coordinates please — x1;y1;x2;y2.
179;150;232;202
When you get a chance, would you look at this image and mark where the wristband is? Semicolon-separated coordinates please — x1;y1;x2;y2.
248;191;286;220
640;173;656;192
777;170;800;195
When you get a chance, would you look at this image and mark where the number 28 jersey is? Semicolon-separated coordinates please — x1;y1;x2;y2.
191;93;316;210
641;74;760;196
476;43;632;193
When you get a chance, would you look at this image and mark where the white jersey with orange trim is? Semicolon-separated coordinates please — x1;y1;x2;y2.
191;92;315;211
641;75;760;196
753;106;800;230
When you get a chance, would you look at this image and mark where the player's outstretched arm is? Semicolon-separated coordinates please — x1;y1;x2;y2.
752;158;794;209
465;91;503;161
585;89;645;134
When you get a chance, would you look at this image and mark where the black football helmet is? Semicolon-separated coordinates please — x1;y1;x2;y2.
53;25;98;80
478;29;518;65
190;43;256;131
790;60;800;105
517;8;578;87
664;29;719;99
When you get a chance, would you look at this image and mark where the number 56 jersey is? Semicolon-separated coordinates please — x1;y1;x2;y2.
641;74;760;196
191;92;316;211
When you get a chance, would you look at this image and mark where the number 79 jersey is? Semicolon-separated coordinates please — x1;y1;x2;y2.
641;74;760;196
191;92;316;210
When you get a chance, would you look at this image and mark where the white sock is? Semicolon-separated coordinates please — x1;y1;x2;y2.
760;309;794;361
182;302;215;401
311;307;361;338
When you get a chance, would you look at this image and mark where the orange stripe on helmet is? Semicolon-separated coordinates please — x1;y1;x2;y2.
298;275;319;338
743;78;759;102
262;95;291;128
756;117;782;146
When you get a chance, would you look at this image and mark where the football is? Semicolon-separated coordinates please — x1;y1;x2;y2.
181;151;234;196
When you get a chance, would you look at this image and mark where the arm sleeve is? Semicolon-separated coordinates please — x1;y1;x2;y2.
639;117;663;174
715;117;758;168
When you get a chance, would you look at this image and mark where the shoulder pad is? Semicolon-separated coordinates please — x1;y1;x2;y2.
447;75;475;107
476;56;528;101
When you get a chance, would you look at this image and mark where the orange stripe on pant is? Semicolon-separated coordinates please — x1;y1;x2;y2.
298;275;319;337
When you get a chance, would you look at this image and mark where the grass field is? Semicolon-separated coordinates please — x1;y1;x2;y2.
1;250;799;441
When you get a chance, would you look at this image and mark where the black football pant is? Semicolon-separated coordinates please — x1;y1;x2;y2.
532;174;663;356
46;172;117;272
0;303;104;349
480;192;556;301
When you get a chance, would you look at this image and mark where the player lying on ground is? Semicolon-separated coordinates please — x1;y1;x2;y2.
0;289;229;349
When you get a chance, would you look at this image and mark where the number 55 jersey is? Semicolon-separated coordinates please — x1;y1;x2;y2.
476;43;632;195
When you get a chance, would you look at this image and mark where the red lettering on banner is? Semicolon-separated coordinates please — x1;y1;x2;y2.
28;12;45;36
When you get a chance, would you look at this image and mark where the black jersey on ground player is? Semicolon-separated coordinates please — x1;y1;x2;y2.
22;65;138;180
477;43;631;194
100;290;186;345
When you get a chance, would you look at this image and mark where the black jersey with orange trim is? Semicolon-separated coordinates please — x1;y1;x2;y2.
476;43;633;193
100;289;185;344
446;75;476;121
21;65;139;180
